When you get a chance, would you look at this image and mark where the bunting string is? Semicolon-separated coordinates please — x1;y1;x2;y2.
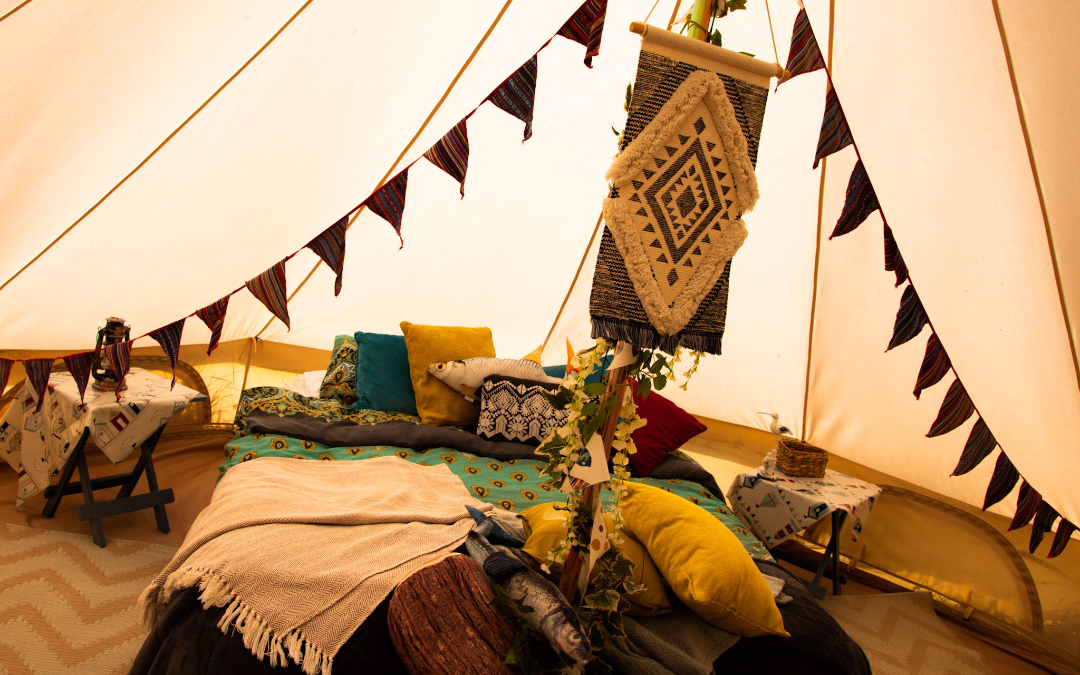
23;358;55;412
557;0;607;67
245;261;291;331
103;340;133;402
423;120;470;198
149;318;186;388
487;55;538;142
305;217;348;296
0;358;11;396
63;352;94;402
195;296;231;356
782;6;1072;555
887;284;928;351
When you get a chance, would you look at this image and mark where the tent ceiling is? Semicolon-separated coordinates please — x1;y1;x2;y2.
1;0;1076;526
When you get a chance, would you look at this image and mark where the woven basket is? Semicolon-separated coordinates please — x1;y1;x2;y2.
776;438;829;477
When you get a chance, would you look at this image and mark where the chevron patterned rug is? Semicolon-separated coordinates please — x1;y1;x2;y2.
822;591;994;675
0;524;177;675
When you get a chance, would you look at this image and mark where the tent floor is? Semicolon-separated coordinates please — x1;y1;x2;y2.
0;424;1051;674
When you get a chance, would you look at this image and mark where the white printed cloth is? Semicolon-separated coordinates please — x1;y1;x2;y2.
726;450;881;548
0;368;203;508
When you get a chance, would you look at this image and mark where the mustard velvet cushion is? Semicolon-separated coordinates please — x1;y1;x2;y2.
621;482;788;637
399;321;496;426
520;502;671;617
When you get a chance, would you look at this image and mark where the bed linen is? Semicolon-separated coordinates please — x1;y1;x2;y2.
223;386;771;561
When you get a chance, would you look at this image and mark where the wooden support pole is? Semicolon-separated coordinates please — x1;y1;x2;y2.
558;342;633;603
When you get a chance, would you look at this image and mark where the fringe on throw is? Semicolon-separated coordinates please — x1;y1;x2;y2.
139;568;334;675
591;318;724;355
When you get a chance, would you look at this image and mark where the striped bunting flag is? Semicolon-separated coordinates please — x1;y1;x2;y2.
951;417;996;476
883;224;908;287
63;352;94;402
103;339;133;402
364;170;409;246
306;217;347;296
557;0;607;67
0;358;11;396
926;378;974;438
1050;519;1076;558
423;120;469;198
196;296;230;356
887;284;928;351
813;83;853;168
1007;481;1041;531
782;8;825;83
23;358;54;412
1029;502;1059;554
149;318;185;388
983;451;1019;511
831;160;878;238
246;260;290;331
913;332;950;399
488;54;538;142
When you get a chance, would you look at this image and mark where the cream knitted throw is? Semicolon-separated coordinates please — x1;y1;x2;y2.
139;456;492;675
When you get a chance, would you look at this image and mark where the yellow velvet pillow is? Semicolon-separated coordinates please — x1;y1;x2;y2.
399;321;496;426
520;502;671;617
621;482;788;637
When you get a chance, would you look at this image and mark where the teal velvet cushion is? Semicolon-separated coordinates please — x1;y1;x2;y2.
351;331;418;415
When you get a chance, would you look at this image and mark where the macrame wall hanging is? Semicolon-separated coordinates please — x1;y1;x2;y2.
590;26;777;355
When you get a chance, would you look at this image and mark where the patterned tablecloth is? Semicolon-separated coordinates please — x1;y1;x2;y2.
0;368;203;508
726;450;882;548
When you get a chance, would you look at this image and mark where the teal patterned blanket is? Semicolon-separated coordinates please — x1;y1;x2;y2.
224;387;771;560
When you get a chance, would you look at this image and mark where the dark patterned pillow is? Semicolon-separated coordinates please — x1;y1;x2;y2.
319;334;359;406
477;375;568;447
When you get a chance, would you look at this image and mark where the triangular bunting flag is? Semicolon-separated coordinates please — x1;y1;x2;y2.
831;160;879;238
814;83;853;169
196;296;230;356
983;451;1019;511
149;318;185;388
1008;481;1041;531
63;352;94;402
883;224;909;287
0;358;11;396
103;339;133;402
951;417;996;476
364;169;409;247
246;260;290;331
487;55;537;142
423;120;470;198
306;217;348;296
1029;502;1059;554
926;378;975;438
23;358;54;412
887;284;928;351
1050;519;1076;558
556;0;607;67
913;332;950;400
782;8;825;83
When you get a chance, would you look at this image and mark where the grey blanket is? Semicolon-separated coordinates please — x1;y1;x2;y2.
602;597;740;675
244;409;545;461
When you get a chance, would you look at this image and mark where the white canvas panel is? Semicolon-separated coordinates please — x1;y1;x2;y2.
803;0;1080;523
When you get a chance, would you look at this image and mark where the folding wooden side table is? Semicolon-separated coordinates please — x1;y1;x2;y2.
0;368;205;547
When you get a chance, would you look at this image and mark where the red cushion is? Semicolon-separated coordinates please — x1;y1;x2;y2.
628;380;708;476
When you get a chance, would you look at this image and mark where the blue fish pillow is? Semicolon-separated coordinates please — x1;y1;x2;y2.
352;331;418;416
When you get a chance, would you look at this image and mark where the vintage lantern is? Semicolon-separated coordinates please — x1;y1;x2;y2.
91;317;130;392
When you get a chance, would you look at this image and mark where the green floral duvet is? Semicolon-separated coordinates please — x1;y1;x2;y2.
224;387;772;561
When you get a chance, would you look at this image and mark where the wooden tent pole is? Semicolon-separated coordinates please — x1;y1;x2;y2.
558;343;632;602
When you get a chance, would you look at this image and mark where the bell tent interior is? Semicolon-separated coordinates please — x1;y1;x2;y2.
0;0;1078;673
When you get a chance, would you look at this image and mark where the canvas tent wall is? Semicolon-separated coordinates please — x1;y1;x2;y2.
1;0;1078;662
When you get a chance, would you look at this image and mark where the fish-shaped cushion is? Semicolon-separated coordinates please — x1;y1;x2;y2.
428;357;562;403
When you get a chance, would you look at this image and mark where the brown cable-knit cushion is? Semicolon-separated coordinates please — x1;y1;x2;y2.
388;554;516;675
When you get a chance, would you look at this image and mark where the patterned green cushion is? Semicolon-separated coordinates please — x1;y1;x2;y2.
319;334;358;406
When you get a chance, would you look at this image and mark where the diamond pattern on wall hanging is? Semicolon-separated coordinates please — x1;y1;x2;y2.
601;69;759;337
